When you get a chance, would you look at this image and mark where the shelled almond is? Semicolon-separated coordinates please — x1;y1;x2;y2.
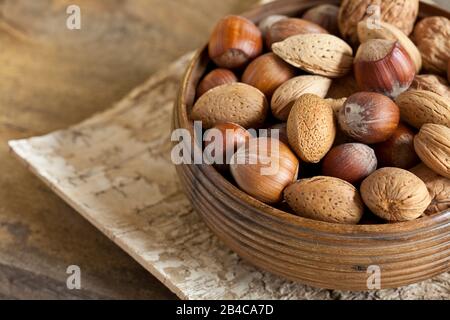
187;4;450;225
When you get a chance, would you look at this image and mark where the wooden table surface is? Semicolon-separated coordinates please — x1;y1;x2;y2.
0;0;256;299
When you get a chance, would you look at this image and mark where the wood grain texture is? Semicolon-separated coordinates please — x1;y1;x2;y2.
0;0;256;299
10;52;450;299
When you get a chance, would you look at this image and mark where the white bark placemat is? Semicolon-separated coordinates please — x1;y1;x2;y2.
8;52;450;300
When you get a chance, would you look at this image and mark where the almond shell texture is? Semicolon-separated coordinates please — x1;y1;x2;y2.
284;176;364;224
287;94;336;163
191;83;268;129
272;34;353;78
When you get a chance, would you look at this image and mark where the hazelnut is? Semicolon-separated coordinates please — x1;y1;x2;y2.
338;0;419;44
302;4;340;35
258;15;287;37
242;53;296;98
338;92;400;144
197;69;238;97
322;143;377;184
413;16;450;75
361;167;431;222
410;74;450;100
374;123;419;170
272;34;354;78
354;39;416;98
204;122;252;171
230;137;299;204
265;18;328;48
208;15;263;69
357;20;422;73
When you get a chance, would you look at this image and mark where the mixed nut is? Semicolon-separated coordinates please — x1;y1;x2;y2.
189;0;450;225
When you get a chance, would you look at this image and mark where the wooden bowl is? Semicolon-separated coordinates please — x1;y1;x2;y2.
174;0;450;290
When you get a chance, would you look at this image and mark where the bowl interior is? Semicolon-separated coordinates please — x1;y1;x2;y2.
176;0;450;236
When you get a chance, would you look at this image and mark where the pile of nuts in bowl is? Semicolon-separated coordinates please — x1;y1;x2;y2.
189;0;450;225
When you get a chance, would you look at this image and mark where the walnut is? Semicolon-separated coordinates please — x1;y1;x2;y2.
410;74;450;99
413;16;450;75
361;168;431;222
338;0;419;44
410;164;450;215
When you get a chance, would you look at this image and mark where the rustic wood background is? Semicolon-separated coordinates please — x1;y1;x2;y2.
0;0;255;299
1;0;449;299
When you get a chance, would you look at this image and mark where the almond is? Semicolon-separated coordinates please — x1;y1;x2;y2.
410;74;450;99
271;75;332;121
410;163;450;215
287;94;336;163
284;176;364;224
266;18;328;48
414;124;450;179
361;168;431;222
272;34;353;78
395;89;450;129
357;20;422;72
191;83;268;129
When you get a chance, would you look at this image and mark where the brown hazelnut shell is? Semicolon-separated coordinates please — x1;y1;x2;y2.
354;39;416;98
302;4;340;35
266;18;328;48
322;143;377;184
373;122;419;170
338;92;400;144
230;137;299;204
204;122;251;171
242;53;296;98
197;69;238;97
208;15;263;69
